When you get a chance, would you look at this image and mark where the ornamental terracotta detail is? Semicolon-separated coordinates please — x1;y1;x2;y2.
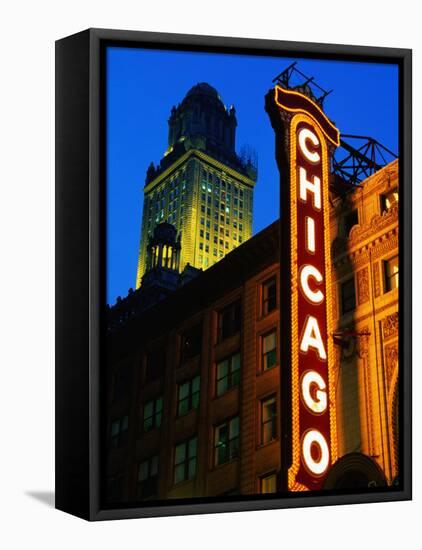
383;312;399;340
373;262;381;297
357;326;370;359
348;204;398;246
385;343;399;389
357;267;370;305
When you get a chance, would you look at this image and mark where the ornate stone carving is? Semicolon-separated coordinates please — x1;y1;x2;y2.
356;327;370;359
373;262;381;297
357;267;370;305
385;343;399;389
383;312;399;340
348;205;398;247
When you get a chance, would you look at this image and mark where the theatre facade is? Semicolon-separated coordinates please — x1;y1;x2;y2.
105;159;399;503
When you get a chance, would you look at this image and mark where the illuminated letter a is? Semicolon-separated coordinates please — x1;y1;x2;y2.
300;315;327;360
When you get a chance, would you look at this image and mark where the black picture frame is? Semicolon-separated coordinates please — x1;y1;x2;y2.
55;28;412;521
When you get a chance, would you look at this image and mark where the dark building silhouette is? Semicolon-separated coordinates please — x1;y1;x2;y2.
106;160;398;504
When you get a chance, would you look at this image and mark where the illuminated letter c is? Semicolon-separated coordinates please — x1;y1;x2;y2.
300;265;324;304
298;127;321;164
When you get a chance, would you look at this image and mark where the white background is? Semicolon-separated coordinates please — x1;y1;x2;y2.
0;1;419;548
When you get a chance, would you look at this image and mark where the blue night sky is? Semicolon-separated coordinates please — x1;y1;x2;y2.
106;46;398;305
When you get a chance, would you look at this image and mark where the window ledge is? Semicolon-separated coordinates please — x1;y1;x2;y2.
256;438;279;451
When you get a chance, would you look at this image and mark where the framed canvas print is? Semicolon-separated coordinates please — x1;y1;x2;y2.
55;28;412;520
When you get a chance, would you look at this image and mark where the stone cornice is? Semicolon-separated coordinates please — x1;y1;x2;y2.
144;149;256;194
331;204;398;270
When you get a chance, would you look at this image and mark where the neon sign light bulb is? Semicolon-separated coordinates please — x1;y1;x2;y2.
301;371;327;414
305;216;315;253
299;167;321;210
300;315;327;360
300;265;324;304
302;430;330;475
298;128;321;164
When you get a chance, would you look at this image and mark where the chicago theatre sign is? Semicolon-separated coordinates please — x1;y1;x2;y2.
266;85;340;491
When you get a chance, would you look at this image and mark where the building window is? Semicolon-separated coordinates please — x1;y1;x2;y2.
384;256;399;292
107;473;124;502
341;277;356;314
137;456;158;499
262;277;277;315
177;375;200;416
261;331;277;371
261;396;277;445
260;473;277;493
112;365;131;402
380;189;398;213
143;397;163;432
110;415;128;448
344;210;358;236
216;352;241;396
174;437;197;484
145;348;166;384
217;300;241;342
214;417;239;466
180;323;202;364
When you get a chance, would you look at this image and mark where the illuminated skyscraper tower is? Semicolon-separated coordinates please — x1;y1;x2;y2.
136;83;257;288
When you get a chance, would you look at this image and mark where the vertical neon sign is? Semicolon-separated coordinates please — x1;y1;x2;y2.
266;86;340;491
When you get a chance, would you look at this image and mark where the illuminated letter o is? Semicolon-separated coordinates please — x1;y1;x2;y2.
302;430;330;476
298;128;321;164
